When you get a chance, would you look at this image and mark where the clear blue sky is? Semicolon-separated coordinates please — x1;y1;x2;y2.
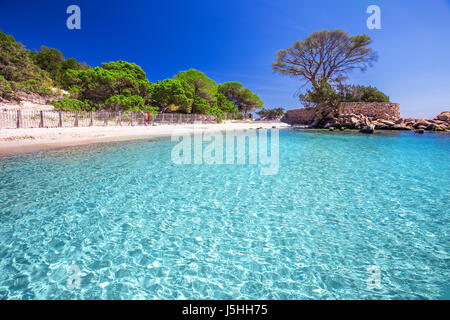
0;0;449;118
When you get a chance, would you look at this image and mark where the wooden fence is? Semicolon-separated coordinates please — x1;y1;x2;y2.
222;113;252;121
0;110;219;129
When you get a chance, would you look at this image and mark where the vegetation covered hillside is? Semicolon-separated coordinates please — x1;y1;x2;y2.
0;30;263;117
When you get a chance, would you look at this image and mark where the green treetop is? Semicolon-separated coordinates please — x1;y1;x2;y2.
217;82;263;113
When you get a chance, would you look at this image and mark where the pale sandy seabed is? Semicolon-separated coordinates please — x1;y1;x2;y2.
0;122;289;157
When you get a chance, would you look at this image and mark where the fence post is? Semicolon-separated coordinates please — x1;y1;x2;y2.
58;111;63;127
17;110;22;128
39;111;44;128
75;111;79;127
90;112;94;126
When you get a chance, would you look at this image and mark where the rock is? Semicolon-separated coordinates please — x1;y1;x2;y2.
394;118;404;124
426;123;445;131
360;124;375;134
373;121;388;129
391;124;411;130
415;129;425;134
435;111;450;122
379;119;395;126
413;119;431;129
311;118;321;128
349;116;359;124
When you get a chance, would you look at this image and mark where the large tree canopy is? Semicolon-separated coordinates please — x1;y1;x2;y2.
173;69;218;113
30;45;89;88
217;82;263;113
151;78;194;113
272;30;377;90
173;69;216;99
64;61;153;106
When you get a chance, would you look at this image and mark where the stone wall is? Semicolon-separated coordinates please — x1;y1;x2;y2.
338;102;400;120
284;102;400;124
284;107;316;124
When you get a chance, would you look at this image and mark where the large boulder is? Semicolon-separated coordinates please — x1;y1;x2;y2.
360;124;375;134
413;119;431;129
379;119;395;126
435;111;450;122
373;121;388;129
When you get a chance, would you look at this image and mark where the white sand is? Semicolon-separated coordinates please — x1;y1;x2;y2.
0;122;290;157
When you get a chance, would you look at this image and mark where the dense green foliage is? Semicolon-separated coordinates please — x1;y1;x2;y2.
104;94;158;113
256;108;285;120
300;80;390;108
50;98;93;111
217;82;263;113
62;60;154;111
31;46;89;88
151;78;194;113
337;84;390;103
173;69;216;113
0;29;263;116
0;30;53;96
0;75;15;100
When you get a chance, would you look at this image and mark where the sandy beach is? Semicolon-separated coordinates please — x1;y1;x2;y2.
0;122;290;157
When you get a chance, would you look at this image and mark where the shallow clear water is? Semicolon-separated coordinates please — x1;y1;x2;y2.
0;129;448;299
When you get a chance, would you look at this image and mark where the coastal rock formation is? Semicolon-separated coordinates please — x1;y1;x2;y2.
435;111;450;122
283;103;450;132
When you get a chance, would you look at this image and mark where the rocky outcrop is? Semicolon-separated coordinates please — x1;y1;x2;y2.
435;111;450;122
283;103;450;133
327;113;449;132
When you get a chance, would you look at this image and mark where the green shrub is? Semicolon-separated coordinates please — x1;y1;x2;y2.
0;75;17;100
300;80;390;108
51;98;93;111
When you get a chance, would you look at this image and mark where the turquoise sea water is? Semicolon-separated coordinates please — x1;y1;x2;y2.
0;128;448;299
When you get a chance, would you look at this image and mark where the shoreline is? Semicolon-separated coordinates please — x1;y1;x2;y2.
0;122;290;157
